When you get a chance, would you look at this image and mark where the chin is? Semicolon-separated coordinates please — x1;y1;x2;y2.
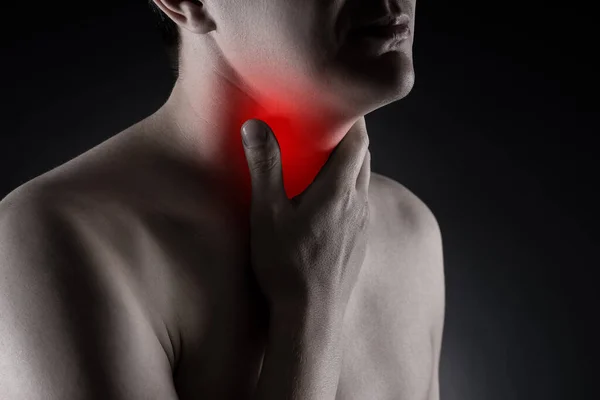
330;46;416;111
358;64;416;114
370;50;415;91
390;67;416;101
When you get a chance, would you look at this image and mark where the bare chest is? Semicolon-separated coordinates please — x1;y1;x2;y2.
155;200;431;400
41;132;437;399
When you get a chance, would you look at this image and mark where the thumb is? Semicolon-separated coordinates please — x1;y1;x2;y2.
241;119;288;210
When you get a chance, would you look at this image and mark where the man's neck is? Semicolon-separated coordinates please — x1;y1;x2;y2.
149;67;366;208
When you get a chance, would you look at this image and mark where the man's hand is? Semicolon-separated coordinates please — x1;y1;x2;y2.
241;117;371;400
241;118;371;315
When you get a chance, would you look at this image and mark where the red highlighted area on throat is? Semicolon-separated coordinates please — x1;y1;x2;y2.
235;96;340;201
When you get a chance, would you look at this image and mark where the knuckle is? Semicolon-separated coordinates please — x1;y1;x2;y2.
355;131;369;151
251;154;280;174
362;133;370;149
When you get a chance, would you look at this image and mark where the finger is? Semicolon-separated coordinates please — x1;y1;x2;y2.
356;149;371;197
293;141;370;208
310;119;369;199
241;119;288;211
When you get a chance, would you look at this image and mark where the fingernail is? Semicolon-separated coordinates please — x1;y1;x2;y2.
242;120;268;148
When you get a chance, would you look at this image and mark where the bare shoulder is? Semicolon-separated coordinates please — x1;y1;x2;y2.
336;172;445;399
0;130;180;399
368;171;445;306
369;171;442;239
361;172;445;399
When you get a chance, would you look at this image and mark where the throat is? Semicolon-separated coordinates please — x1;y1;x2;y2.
153;81;365;212
225;110;336;212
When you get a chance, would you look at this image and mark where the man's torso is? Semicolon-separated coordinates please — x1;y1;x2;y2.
3;121;442;399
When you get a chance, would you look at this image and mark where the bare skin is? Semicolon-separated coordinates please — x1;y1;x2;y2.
1;0;445;397
0;115;444;399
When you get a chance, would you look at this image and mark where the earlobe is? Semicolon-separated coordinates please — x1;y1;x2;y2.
151;0;215;34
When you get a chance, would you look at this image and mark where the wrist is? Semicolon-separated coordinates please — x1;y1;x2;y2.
256;296;346;400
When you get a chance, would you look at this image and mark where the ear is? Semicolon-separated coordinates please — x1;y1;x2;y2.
151;0;216;34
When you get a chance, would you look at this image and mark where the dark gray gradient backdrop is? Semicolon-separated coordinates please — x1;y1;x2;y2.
1;1;595;399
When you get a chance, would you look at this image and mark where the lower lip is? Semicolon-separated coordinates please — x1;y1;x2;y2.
348;24;410;47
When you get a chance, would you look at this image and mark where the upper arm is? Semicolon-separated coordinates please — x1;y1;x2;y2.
373;173;445;399
412;198;445;400
373;172;445;324
413;194;445;330
0;190;179;400
404;186;445;400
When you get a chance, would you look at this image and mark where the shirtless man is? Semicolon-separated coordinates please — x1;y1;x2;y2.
0;0;445;399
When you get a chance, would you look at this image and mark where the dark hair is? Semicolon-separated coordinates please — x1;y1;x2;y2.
147;1;181;78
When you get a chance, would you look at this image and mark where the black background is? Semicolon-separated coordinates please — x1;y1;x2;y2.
1;1;596;399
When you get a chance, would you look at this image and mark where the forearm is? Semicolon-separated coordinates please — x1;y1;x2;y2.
253;303;346;400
